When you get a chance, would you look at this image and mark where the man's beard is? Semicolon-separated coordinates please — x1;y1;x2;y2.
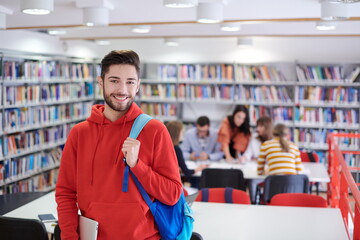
103;91;133;113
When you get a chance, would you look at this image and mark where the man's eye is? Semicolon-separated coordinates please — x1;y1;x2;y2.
127;81;135;84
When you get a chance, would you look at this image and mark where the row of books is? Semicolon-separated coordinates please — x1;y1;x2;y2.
248;106;293;124
0;168;59;194
3;102;92;132
3;124;71;157
296;65;360;82
295;86;359;104
293;128;359;148
236;86;291;103
140;103;177;117
0;147;62;183
294;107;359;126
237;65;287;82
158;64;235;82
3;60;94;80
5;83;94;106
344;153;360;168
140;84;177;99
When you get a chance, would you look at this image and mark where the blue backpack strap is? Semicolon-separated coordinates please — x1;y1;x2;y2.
225;187;233;203
201;188;209;202
122;114;152;192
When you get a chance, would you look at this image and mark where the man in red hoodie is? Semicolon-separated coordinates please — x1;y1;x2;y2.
55;50;183;240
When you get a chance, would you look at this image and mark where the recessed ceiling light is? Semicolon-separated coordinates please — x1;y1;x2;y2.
316;21;337;31
197;2;223;24
21;0;54;15
164;38;179;46
96;40;111;45
131;25;151;33
163;0;198;8
220;23;241;32
48;29;67;35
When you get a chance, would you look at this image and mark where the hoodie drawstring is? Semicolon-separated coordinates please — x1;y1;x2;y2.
90;117;105;185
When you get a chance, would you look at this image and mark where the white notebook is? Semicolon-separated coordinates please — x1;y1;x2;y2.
79;215;99;240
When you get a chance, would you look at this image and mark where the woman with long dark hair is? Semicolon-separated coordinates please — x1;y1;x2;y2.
217;105;251;162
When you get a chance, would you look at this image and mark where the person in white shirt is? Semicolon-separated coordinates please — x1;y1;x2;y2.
239;116;273;203
240;116;273;163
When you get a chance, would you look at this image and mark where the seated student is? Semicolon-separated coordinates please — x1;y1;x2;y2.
217;105;251;162
257;123;303;176
180;116;223;161
239;116;273;163
239;116;272;203
166;121;208;185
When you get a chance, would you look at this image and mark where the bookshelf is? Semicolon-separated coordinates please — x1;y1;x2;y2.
0;53;95;194
139;62;360;165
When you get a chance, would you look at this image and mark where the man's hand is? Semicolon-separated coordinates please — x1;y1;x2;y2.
199;152;208;161
190;152;199;161
122;137;140;168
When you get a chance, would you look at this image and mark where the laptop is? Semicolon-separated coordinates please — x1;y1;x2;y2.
79;215;99;240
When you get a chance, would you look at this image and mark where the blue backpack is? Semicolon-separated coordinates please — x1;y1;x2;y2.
122;114;194;240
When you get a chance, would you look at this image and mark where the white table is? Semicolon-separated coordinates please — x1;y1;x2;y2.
191;202;348;240
4;191;57;233
187;161;330;182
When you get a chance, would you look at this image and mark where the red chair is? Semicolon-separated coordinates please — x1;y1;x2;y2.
270;193;328;208
195;187;251;204
300;151;320;195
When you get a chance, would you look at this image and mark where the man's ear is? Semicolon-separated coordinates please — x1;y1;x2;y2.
97;76;103;87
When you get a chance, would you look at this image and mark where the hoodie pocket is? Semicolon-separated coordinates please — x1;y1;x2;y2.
88;202;148;239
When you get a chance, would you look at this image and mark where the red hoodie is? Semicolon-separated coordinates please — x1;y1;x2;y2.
55;103;182;240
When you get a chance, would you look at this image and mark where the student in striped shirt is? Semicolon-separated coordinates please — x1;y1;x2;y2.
257;123;303;175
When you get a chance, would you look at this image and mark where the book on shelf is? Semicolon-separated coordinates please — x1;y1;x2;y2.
345;67;360;82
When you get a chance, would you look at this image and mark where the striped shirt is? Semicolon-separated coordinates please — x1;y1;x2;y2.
257;138;303;175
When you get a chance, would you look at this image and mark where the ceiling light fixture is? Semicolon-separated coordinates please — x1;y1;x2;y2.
237;38;253;47
48;29;67;35
164;38;180;46
220;22;241;32
21;0;54;15
197;2;223;24
131;25;151;33
96;40;111;45
328;0;359;2
316;21;337;30
163;0;198;8
320;1;348;20
83;7;109;26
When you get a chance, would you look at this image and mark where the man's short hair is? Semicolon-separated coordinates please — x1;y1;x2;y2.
196;116;210;127
100;50;140;80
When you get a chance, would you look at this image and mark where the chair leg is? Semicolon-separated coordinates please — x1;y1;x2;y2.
315;182;320;195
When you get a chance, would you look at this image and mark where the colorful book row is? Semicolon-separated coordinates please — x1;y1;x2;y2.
0;168;59;194
295;86;359;104
294;107;359;126
0;147;62;183
4;102;92;132
5;83;94;106
249;106;293;125
140;103;177;117
3;124;71;157
3;60;94;80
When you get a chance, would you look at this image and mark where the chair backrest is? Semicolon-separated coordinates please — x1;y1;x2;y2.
199;168;246;191
270;193;328;208
54;224;61;240
0;216;49;240
263;174;309;204
195;187;251;204
300;151;319;163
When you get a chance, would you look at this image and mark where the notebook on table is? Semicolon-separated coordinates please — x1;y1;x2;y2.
79;215;98;240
